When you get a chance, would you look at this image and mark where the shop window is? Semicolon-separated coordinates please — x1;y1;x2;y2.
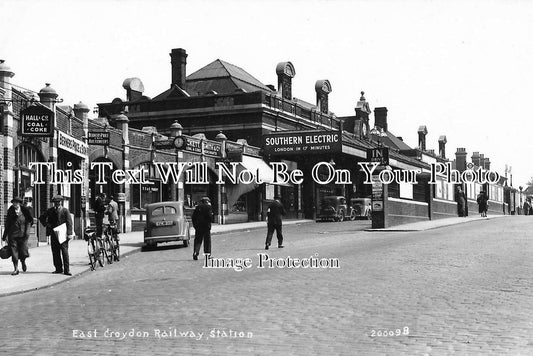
130;162;169;209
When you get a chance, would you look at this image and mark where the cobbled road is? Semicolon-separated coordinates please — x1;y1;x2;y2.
1;217;533;355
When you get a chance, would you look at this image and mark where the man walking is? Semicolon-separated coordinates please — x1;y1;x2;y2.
265;195;285;250
39;195;74;275
192;197;213;260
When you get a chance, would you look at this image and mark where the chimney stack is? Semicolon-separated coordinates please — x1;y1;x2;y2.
455;148;467;172
484;157;491;171
315;80;332;114
438;135;447;159
471;152;481;167
122;77;145;102
170;48;187;89
418;125;428;151
374;107;388;131
276;62;295;100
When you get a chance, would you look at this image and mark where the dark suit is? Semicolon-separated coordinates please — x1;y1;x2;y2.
192;202;213;255
265;199;285;247
39;206;73;273
3;206;33;265
94;197;106;237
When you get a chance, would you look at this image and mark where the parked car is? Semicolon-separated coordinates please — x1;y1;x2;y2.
144;201;190;248
317;196;348;222
349;197;372;220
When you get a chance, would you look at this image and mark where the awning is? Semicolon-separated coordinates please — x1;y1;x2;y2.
240;155;291;186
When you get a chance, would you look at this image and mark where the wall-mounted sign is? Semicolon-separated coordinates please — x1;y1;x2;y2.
182;137;221;157
117;192;126;202
58;131;88;158
367;147;389;166
153;139;175;150
263;131;341;156
88;131;110;145
20;105;54;137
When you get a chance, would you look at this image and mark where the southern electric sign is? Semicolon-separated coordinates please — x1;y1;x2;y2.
263;131;341;155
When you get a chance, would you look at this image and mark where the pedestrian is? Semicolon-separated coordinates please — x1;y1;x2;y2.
2;197;33;275
265;195;285;250
94;193;106;238
456;186;466;217
106;195;119;225
38;195;74;276
192;197;213;260
476;190;488;218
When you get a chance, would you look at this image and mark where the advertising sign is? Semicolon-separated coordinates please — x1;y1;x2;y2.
88;131;110;145
58;131;88;158
367;147;389;166
20;105;54;137
263;131;341;155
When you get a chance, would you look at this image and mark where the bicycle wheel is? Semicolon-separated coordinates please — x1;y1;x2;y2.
104;236;113;264
114;237;120;262
87;242;96;271
96;238;105;267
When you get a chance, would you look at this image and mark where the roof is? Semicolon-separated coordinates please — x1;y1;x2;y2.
185;59;273;95
379;131;413;151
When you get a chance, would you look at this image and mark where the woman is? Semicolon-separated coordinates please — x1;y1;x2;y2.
2;197;33;275
477;191;488;218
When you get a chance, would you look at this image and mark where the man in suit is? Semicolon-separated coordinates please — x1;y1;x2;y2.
94;193;106;238
265;195;286;250
192;197;213;260
39;195;74;275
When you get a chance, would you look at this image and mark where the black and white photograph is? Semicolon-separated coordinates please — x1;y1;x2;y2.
1;0;533;354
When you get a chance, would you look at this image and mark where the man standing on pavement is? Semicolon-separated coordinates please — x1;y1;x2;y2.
265;195;285;250
39;195;74;276
192;197;213;260
107;195;119;225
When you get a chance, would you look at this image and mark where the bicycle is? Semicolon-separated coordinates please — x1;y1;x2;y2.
84;226;105;270
104;222;120;263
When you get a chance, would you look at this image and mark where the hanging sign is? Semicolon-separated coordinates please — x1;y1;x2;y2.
20;105;54;137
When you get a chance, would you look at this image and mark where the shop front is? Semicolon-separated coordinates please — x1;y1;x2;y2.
57;131;88;236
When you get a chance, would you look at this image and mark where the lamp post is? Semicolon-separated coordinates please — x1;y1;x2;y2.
519;186;523;215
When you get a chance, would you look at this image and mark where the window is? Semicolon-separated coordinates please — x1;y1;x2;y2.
152;207;164;216
165;206;177;215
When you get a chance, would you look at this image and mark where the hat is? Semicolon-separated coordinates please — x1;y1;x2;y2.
11;197;23;203
51;194;64;202
201;197;211;204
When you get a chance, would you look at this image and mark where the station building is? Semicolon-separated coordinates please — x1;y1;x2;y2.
96;47;511;227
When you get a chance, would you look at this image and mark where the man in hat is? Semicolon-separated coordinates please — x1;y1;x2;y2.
265;195;286;250
192;197;213;260
2;197;33;275
39;194;74;275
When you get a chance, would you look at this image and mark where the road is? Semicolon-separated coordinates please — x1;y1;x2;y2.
1;217;533;355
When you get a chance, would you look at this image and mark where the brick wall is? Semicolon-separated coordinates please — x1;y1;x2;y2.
432;199;458;219
388;198;429;227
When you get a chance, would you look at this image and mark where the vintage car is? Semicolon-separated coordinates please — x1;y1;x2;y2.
144;201;191;248
317;196;348;222
349;197;372;220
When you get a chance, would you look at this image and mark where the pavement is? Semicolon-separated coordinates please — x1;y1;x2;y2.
0;214;510;297
367;214;507;232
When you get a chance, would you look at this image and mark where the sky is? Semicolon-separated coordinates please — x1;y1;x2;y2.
1;0;532;187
